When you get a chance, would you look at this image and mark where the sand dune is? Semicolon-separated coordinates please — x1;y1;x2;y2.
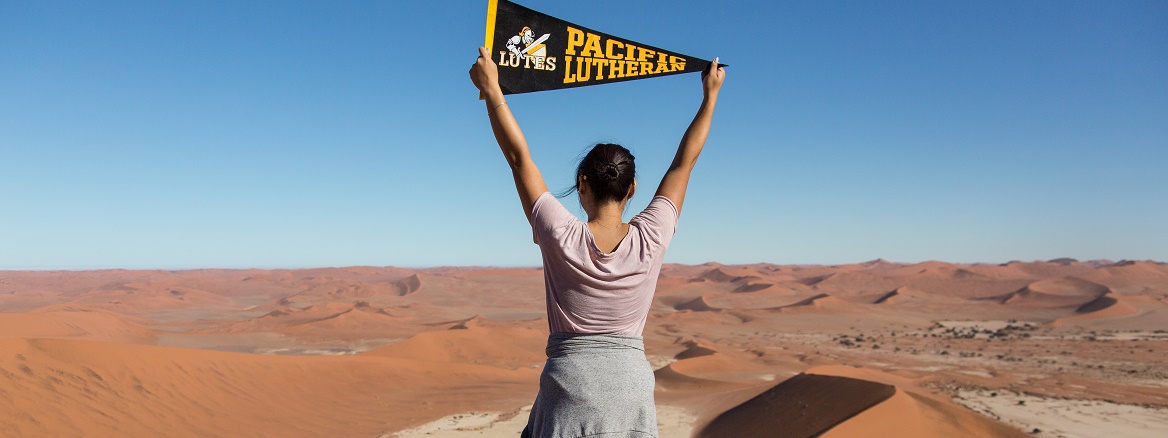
228;300;399;331
1049;293;1141;327
867;287;978;312
667;351;755;378
674;295;720;312
809;271;899;293
675;339;718;360
774;293;854;312
0;337;536;438
654;363;743;392
364;324;546;370
1076;292;1131;313
998;260;1099;278
1026;277;1111;296
678;289;807;311
824;388;1029;437
281;303;403;330
0;308;154;343
396;273;424;295
732;281;774;293
653;340;766;393
883;261;989;279
698;372;896;437
857;258;904;269
986;278;1111;308
806;366;1029;438
872;286;932;304
1080;260;1168;293
695;266;763;283
1;259;1164;437
277;279;408;307
63;281;237;309
872;289;903;304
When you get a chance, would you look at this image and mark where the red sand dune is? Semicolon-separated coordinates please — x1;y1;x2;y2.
364;325;546;370
987;277;1111;307
697;372;897;437
1024;277;1111;296
675;339;719;360
699;365;1028;438
1080;260;1168;293
277;303;411;337
808;271;899;293
655;339;766;392
0;337;536;437
396;273;424;295
64;282;237;309
872;286;932;304
276;279;410;307
868;286;976;310
226;300;402;331
0;308;154;343
1;260;1164;437
773;293;853;312
1049;293;1141;327
674;295;720;311
811;366;1028;438
997;260;1099;278
692;288;807;310
822;387;1028;438
696;266;763;283
732;281;774;293
654;361;743;391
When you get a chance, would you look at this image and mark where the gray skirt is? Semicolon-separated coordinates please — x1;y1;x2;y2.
521;333;658;438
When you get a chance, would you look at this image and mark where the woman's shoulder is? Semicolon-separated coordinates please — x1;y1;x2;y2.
633;196;679;223
532;192;583;241
627;196;678;247
531;191;564;221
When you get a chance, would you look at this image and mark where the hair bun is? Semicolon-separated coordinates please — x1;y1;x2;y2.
562;143;635;204
603;164;620;179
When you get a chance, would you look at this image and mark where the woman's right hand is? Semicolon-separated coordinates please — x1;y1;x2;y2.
470;47;504;102
701;57;725;99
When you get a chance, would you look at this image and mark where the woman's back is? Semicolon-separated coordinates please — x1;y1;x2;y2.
531;192;678;336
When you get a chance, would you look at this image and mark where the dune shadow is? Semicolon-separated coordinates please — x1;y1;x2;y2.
697;373;895;438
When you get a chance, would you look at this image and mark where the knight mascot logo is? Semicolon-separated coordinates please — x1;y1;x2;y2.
498;26;557;71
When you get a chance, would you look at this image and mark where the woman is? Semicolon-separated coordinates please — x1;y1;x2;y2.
469;46;725;438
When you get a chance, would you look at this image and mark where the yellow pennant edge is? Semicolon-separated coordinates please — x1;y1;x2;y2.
484;0;499;53
480;0;499;100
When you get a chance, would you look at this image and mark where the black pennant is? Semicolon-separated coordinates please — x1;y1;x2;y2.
484;0;720;95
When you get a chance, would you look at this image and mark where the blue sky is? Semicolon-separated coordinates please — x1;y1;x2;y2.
1;0;1165;269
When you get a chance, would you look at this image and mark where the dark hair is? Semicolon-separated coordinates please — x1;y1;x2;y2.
558;143;635;204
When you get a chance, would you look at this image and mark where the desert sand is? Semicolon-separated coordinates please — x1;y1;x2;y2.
1;259;1165;437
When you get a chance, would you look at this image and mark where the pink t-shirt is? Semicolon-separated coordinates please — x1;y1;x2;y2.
530;191;678;336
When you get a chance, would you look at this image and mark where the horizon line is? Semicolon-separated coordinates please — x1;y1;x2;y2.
2;257;1161;273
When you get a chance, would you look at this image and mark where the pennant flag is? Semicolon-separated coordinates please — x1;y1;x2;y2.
484;0;720;95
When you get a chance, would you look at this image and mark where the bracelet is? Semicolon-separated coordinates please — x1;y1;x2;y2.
488;101;507;115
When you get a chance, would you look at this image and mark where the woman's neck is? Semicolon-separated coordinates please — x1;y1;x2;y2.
586;201;627;227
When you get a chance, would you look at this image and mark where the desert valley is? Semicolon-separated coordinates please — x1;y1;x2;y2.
2;259;1166;437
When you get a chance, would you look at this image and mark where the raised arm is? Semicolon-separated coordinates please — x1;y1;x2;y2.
654;58;725;215
469;47;549;223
